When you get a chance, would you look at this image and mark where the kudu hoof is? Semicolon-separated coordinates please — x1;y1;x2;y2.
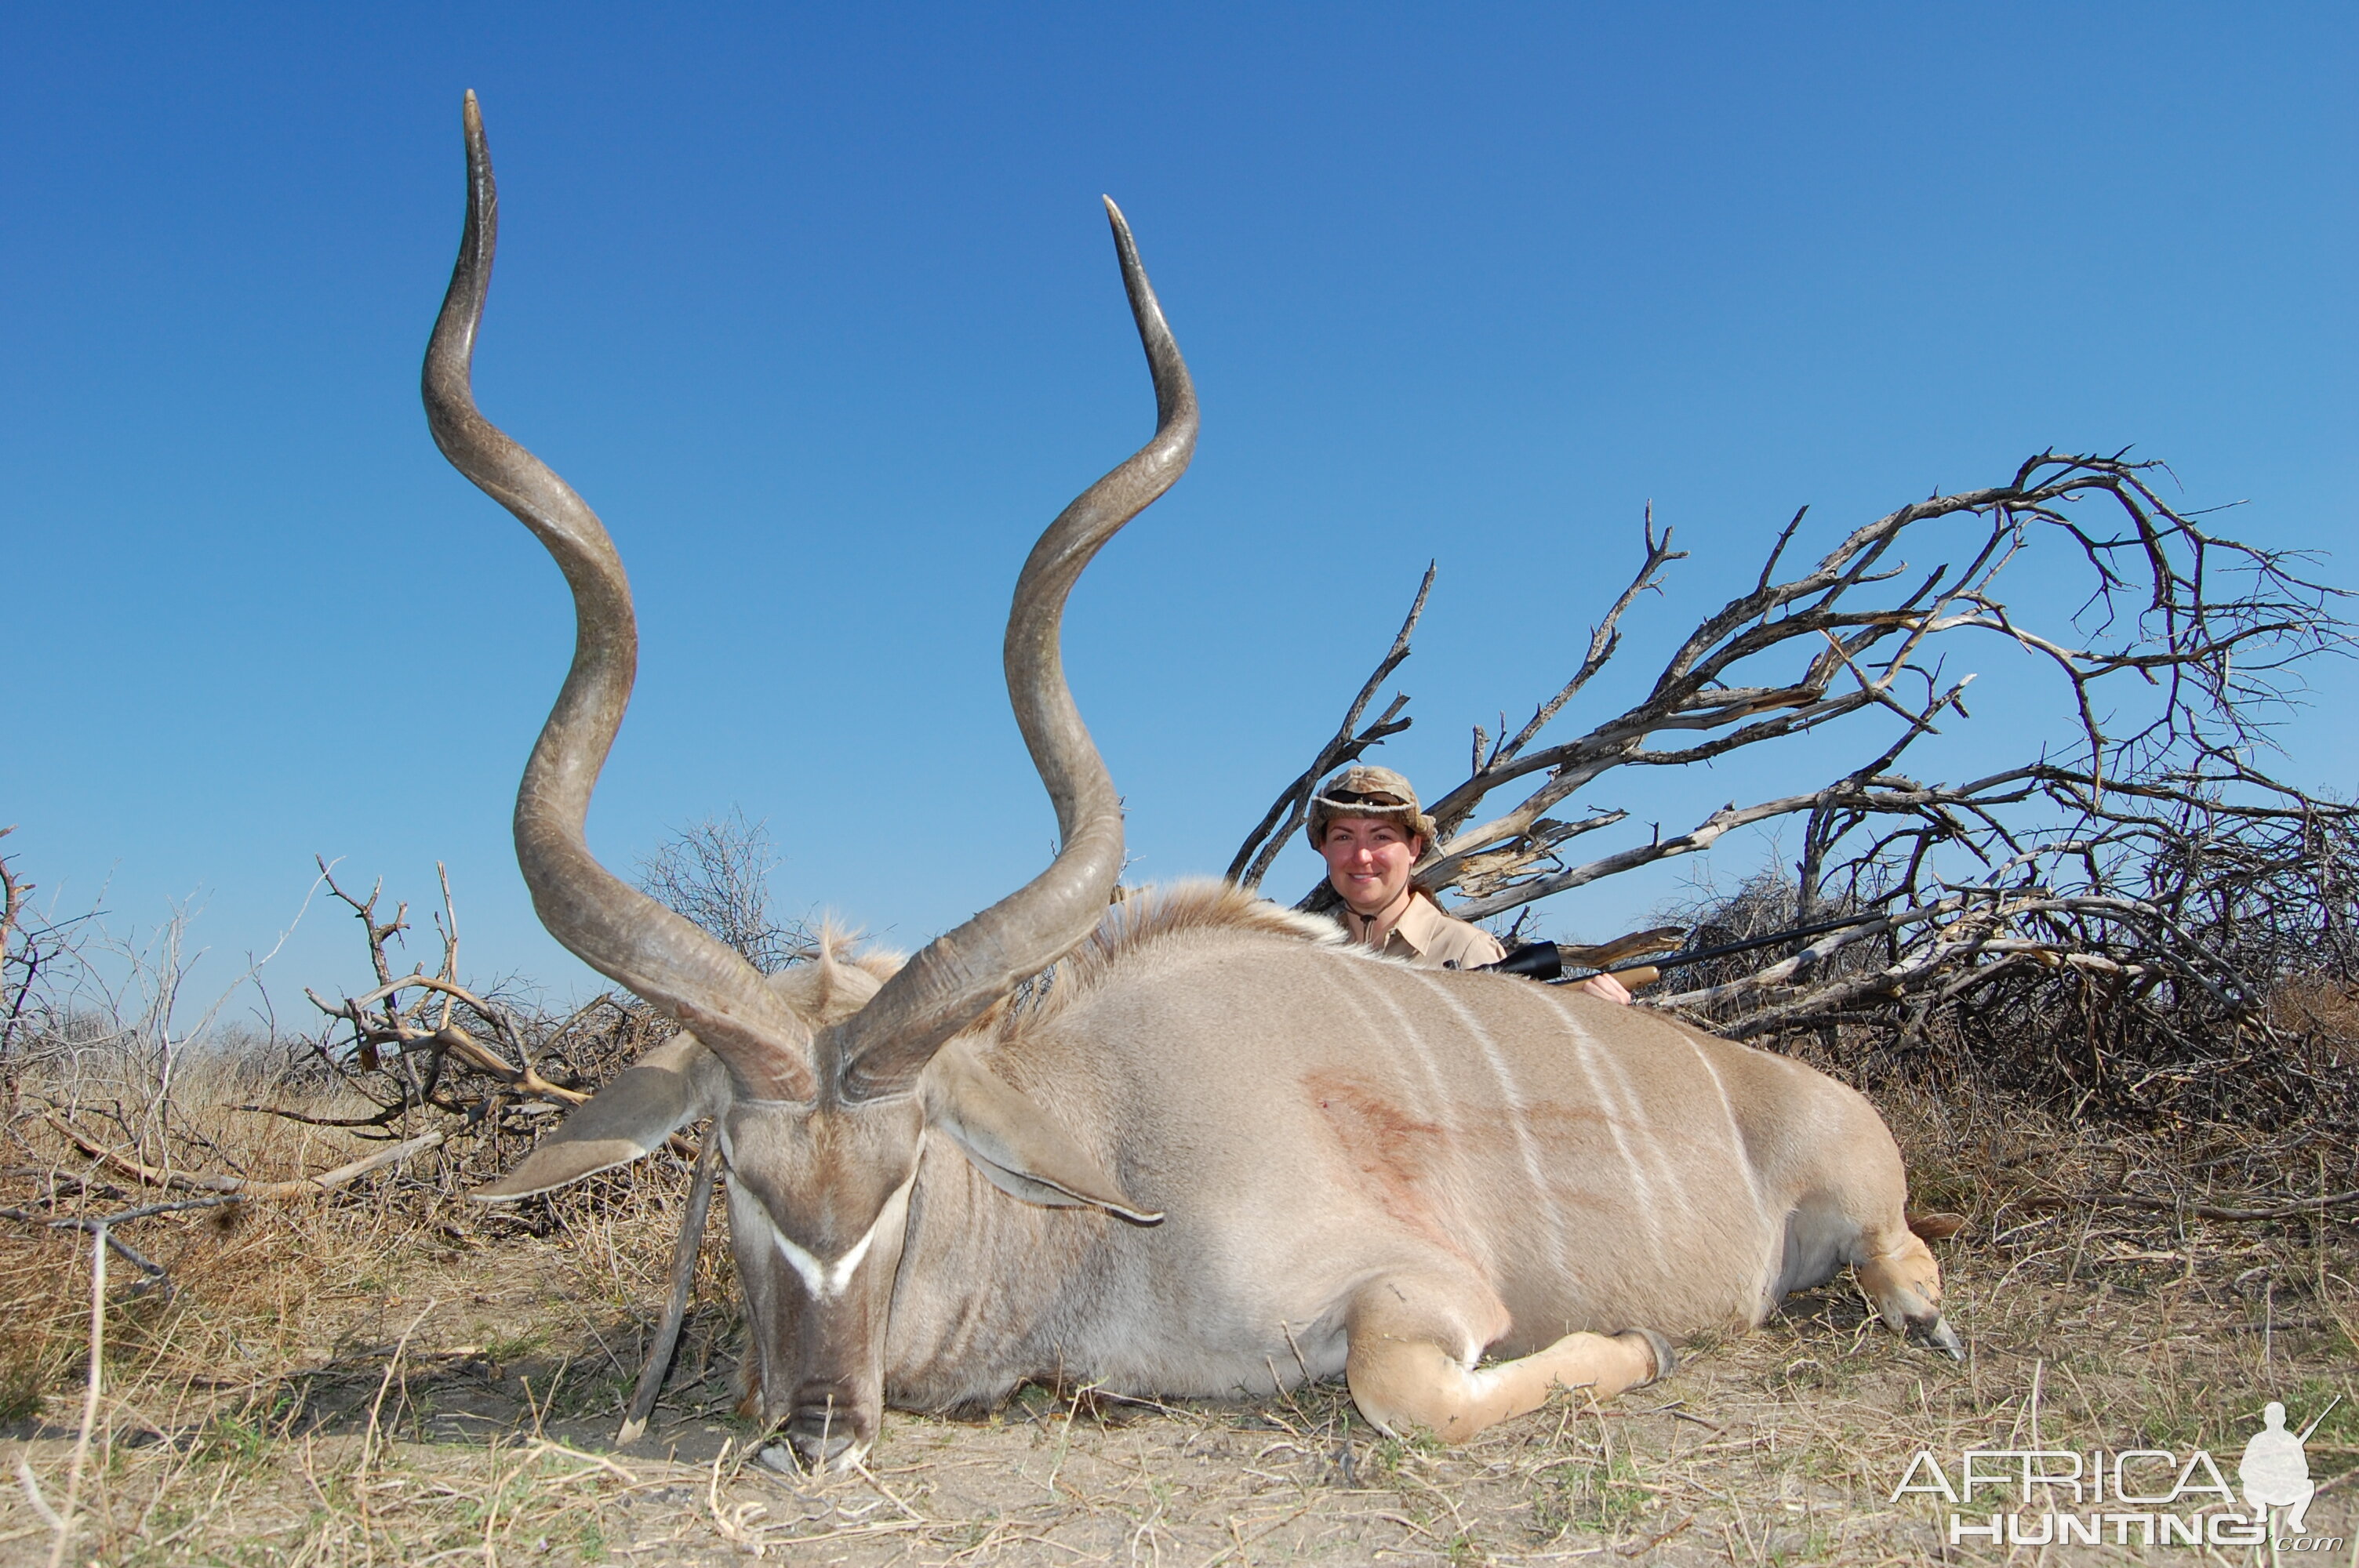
1911;1313;1965;1360
1617;1327;1677;1387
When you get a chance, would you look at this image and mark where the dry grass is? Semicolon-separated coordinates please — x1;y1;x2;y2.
2;1067;2354;1565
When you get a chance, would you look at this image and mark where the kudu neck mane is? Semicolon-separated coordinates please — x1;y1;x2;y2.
981;880;1346;1041
655;884;1338;1073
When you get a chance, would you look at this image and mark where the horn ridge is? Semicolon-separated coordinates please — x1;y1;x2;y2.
423;92;815;1102
831;197;1199;1101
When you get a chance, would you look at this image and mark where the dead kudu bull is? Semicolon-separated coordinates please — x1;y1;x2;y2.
429;95;1960;1471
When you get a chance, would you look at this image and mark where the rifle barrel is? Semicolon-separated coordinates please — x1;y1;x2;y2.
1559;906;1900;985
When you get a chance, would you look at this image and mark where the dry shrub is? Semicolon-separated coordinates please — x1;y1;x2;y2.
1637;846;2359;1144
2273;975;2359;1048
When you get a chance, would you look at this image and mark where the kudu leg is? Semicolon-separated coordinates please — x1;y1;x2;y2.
1856;1227;1962;1358
1343;1278;1671;1443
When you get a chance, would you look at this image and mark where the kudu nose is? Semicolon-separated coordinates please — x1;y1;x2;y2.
783;1384;870;1469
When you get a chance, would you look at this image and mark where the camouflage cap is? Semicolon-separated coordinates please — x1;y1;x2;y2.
1307;764;1438;849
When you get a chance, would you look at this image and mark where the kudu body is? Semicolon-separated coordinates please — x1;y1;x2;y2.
430;96;1957;1471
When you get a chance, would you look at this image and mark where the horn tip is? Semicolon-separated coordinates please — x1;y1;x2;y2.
1102;198;1143;275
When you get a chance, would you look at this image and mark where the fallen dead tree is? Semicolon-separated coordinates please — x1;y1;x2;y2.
0;845;689;1220
197;859;677;1189
1240;453;2358;1133
1640;787;2359;1127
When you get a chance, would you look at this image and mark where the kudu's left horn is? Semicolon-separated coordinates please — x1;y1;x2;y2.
423;91;816;1102
825;198;1200;1102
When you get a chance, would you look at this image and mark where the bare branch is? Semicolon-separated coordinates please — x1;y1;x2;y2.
1228;564;1434;888
45;1110;446;1200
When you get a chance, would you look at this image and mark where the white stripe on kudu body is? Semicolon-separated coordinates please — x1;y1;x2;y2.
1534;987;1675;1271
1681;1034;1773;1246
1412;971;1574;1270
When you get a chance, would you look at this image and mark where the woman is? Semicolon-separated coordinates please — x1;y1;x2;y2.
1309;764;1633;1002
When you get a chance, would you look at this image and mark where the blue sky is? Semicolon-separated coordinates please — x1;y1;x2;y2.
3;5;2352;1021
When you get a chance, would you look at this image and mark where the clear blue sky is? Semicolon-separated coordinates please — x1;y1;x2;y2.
4;5;2352;1022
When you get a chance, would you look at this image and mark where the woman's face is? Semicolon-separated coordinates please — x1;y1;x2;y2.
1318;817;1423;917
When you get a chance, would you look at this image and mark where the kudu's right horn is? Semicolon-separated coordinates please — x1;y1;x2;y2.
423;92;816;1101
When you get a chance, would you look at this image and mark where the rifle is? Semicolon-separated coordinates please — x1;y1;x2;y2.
1478;907;1903;988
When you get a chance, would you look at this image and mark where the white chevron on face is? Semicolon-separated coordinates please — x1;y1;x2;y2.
758;1171;917;1301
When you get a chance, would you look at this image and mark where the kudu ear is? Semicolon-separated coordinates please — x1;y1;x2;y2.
924;1044;1162;1225
472;1033;729;1201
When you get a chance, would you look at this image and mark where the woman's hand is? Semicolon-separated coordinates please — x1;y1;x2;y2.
1578;971;1634;1005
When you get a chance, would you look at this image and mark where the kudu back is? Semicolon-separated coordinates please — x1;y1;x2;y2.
429;95;1957;1472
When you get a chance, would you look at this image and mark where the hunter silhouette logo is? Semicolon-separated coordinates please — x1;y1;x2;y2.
1893;1395;2344;1549
2240;1398;2332;1536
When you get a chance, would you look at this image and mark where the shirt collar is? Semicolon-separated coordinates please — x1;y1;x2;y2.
1388;891;1448;956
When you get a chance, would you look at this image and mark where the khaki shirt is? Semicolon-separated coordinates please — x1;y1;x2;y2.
1367;892;1506;970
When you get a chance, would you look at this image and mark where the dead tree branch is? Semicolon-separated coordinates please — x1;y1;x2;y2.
44;1110;446;1200
256;858;703;1184
1229;563;1435;887
0;1192;243;1294
1245;453;2348;926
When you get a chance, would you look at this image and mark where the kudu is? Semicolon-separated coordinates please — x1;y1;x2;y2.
431;94;1961;1471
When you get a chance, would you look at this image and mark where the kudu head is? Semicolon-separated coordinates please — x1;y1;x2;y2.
427;93;1194;1469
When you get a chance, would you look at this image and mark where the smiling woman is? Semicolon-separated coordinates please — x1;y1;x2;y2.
1308;764;1490;961
1307;764;1631;1000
